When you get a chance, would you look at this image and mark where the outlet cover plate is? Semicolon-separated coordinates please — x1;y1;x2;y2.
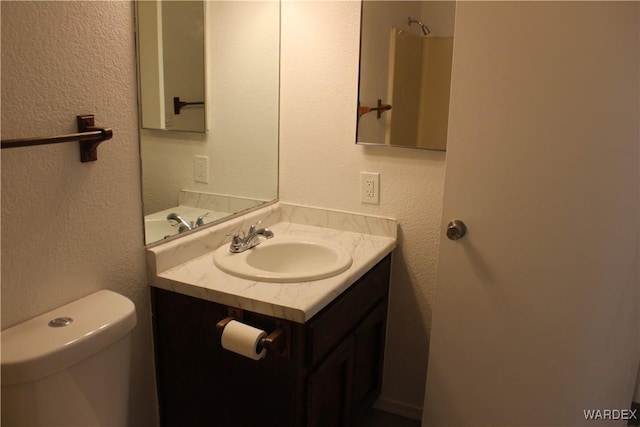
360;172;379;204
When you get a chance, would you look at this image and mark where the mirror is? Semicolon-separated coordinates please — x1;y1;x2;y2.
136;1;280;245
137;0;206;132
356;1;455;150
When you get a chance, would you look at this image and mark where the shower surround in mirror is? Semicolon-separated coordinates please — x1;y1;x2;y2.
357;1;455;150
138;1;279;245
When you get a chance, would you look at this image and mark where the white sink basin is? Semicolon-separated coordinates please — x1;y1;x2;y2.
213;235;353;283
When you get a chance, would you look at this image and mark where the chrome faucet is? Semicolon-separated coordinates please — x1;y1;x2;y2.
228;222;274;253
194;212;209;227
167;212;210;234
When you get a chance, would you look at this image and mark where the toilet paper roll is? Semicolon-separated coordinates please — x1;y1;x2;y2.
220;320;267;360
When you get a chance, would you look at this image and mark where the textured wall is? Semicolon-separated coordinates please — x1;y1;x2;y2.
1;2;158;426
280;1;445;417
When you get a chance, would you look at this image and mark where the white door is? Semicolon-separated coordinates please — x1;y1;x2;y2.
424;2;639;426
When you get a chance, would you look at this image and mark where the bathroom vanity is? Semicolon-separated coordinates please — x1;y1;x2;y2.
147;203;397;427
153;254;390;426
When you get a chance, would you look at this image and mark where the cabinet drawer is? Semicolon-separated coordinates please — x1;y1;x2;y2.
306;255;391;368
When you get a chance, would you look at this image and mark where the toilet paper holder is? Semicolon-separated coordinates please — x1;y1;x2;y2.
216;316;287;356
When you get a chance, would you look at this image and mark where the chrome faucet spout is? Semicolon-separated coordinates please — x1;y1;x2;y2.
166;213;192;233
166;212;211;234
246;227;274;245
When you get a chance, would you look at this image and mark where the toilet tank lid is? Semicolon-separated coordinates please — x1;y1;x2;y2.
1;290;137;385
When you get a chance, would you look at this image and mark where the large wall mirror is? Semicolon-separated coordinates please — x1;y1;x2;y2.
137;0;206;132
136;0;280;245
357;1;456;151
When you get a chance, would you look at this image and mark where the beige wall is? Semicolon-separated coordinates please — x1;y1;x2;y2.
1;2;158;426
280;1;445;417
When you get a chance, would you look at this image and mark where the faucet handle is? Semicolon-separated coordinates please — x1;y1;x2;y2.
248;221;262;235
195;212;210;227
226;232;241;242
226;232;243;252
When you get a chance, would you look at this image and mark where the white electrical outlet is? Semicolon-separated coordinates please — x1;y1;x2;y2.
194;155;209;184
360;172;380;204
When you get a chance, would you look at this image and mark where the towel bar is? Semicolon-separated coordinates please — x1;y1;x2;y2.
1;114;112;162
173;96;205;115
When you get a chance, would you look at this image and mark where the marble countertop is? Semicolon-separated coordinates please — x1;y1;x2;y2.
147;203;397;323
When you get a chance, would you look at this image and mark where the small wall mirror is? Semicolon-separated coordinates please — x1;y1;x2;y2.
356;1;456;151
136;1;280;245
137;0;206;132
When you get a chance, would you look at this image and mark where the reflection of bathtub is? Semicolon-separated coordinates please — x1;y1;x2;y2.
144;206;231;245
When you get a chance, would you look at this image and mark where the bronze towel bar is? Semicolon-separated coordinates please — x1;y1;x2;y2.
173;96;205;115
1;115;112;162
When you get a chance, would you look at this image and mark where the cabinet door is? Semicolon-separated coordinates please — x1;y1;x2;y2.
352;301;387;425
152;288;229;427
153;288;306;427
307;337;355;427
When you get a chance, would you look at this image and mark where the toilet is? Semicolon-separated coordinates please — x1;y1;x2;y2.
1;290;137;427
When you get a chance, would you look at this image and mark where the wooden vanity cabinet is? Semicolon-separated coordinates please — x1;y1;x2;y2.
152;254;391;427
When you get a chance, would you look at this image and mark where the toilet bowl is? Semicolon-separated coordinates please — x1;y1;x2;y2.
1;290;137;427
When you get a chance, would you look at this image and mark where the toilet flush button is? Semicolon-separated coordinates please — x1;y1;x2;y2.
48;317;74;327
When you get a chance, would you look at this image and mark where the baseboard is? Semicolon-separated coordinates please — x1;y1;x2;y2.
373;397;423;421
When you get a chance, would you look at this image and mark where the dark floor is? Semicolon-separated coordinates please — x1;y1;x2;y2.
361;409;422;427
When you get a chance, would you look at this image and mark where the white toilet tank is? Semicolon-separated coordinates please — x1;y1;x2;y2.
1;290;137;427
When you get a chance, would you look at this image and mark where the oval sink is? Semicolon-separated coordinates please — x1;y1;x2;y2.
213;235;353;283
